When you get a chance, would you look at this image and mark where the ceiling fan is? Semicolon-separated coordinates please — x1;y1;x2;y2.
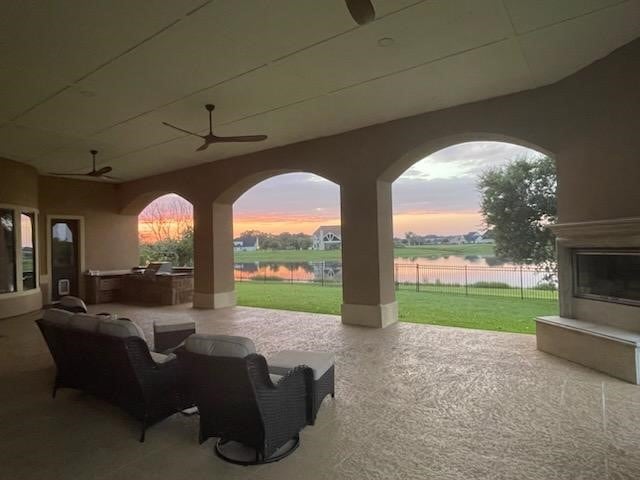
345;0;375;25
162;104;268;152
49;150;119;180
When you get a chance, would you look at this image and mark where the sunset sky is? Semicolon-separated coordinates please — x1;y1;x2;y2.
139;141;543;240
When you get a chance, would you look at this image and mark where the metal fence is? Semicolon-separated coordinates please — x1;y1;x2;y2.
394;263;557;301
234;261;558;301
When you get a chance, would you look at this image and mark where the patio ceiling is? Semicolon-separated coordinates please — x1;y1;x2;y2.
0;0;639;181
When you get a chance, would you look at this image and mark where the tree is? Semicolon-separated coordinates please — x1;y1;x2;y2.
404;231;416;246
139;195;193;243
478;155;557;269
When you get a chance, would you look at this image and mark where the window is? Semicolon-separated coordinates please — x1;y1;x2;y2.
0;205;38;295
0;209;16;293
21;212;36;290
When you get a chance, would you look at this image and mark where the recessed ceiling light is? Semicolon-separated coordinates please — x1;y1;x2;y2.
377;37;395;47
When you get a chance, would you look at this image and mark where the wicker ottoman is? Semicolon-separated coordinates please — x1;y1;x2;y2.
153;320;196;352
268;350;335;424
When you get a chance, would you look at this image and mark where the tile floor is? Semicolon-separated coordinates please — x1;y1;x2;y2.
1;303;640;479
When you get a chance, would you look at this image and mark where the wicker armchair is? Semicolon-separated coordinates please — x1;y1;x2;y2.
37;311;187;442
56;295;88;313
177;334;313;465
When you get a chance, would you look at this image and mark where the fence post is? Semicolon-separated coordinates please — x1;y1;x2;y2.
290;265;293;284
464;266;468;296
395;264;399;291
520;266;524;299
321;261;325;287
416;264;420;292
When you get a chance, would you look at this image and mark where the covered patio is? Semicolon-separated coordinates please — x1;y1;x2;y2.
3;304;640;479
2;1;640;478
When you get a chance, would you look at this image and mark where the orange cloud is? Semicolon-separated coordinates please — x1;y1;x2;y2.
234;212;341;235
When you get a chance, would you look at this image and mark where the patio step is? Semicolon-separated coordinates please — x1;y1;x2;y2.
536;316;640;384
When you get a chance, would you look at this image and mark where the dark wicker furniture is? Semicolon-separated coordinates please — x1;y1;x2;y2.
178;347;313;465
52;295;89;313
308;365;335;423
268;351;335;424
153;320;196;352
37;317;186;442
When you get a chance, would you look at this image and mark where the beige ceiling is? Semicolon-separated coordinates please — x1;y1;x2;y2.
1;0;638;181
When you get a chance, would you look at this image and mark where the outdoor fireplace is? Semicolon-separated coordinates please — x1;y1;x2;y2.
574;249;640;307
535;218;640;384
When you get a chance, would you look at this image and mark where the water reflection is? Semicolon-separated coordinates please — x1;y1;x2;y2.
235;261;342;283
234;255;552;289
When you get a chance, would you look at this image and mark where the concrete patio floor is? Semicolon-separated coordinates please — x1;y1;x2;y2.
1;303;640;479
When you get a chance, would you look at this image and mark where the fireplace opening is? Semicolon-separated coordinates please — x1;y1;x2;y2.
574;250;640;306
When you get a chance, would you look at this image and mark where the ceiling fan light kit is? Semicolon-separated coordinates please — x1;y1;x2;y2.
345;0;375;25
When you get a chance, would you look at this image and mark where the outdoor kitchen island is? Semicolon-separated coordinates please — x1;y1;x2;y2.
85;262;193;306
121;262;193;306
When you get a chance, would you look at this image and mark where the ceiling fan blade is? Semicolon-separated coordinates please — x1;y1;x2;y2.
162;122;205;138
48;172;91;177
345;0;375;25
213;135;268;143
101;174;122;181
196;142;210;151
90;166;113;176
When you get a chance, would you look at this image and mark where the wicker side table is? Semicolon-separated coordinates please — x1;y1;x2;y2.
153;320;196;352
268;350;335;424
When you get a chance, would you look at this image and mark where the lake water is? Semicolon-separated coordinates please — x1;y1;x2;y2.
234;255;554;289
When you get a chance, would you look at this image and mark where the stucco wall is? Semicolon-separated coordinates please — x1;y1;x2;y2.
0;157;38;208
120;39;640;225
37;177;139;301
2;38;639;321
0;165;138;317
0;158;40;318
114;39;640;323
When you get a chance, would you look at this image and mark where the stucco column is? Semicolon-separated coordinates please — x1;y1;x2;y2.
192;201;236;309
340;179;397;327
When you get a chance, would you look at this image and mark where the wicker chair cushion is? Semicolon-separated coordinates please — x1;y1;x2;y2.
268;350;335;380
185;334;256;358
153;320;196;333
69;313;102;332
98;318;146;341
59;296;88;313
150;351;177;364
42;308;74;326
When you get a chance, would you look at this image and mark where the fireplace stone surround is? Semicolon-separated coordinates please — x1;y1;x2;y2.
536;217;640;384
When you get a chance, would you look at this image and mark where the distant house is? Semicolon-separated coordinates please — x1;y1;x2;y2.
233;235;260;252
463;231;482;243
312;225;341;250
463;231;495;244
475;233;495;244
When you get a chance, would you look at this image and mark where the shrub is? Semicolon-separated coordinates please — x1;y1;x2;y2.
249;275;284;282
471;281;511;289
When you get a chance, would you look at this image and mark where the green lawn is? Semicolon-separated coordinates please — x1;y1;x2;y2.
235;282;558;334
395;282;557;301
234;244;495;262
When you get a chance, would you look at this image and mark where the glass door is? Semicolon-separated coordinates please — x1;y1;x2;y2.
51;219;79;300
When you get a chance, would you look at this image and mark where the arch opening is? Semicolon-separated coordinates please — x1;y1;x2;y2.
390;140;559;333
231;172;343;312
138;193;194;268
